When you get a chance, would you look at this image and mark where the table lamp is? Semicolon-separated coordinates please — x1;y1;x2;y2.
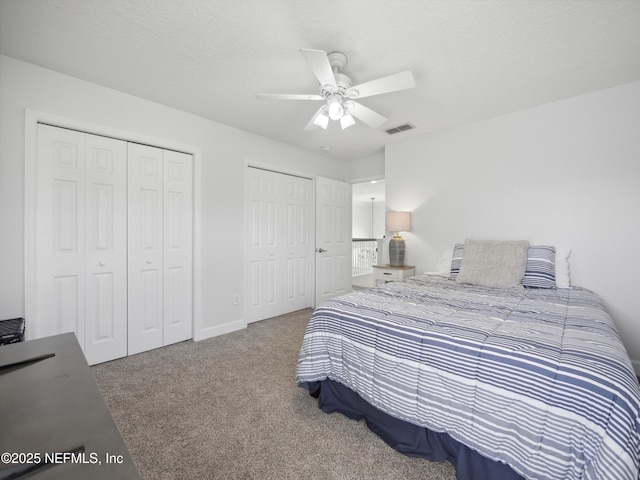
386;211;411;267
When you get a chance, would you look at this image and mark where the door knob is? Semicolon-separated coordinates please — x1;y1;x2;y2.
147;260;153;264
99;261;106;266
316;248;327;253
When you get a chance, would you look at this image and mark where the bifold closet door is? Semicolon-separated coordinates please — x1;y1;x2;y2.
247;168;312;323
162;149;193;346
84;134;128;364
281;174;312;314
35;124;128;365
127;143;193;355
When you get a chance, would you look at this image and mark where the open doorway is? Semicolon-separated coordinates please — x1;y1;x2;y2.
351;179;385;289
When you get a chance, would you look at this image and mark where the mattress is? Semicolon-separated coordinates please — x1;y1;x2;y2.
296;275;640;480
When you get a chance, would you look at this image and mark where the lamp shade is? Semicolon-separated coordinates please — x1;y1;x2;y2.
386;211;411;233
313;109;329;129
340;113;355;129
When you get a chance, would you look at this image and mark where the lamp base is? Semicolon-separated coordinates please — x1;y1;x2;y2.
389;235;405;267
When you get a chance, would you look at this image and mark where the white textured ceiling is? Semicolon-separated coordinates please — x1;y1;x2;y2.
1;0;639;161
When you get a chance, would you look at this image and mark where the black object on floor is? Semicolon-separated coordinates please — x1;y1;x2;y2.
0;318;25;345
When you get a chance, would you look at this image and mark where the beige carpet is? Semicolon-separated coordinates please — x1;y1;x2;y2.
92;309;456;480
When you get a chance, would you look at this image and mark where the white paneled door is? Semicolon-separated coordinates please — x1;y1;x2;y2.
127;144;193;355
315;176;352;307
35;125;128;365
127;144;164;354
31;124;193;364
282;174;312;314
84;134;128;364
162;150;194;345
246;168;313;323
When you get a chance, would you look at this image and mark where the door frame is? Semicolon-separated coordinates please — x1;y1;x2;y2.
24;110;202;341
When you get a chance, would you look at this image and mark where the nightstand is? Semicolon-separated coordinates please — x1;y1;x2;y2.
372;264;415;285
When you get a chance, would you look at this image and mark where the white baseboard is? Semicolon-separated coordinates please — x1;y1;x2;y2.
193;318;246;342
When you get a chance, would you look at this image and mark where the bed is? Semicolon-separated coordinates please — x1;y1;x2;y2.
296;241;640;480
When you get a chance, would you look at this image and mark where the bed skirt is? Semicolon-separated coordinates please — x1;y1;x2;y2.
304;379;524;480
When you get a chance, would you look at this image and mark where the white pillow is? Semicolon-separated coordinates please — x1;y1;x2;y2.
436;248;454;276
555;245;571;288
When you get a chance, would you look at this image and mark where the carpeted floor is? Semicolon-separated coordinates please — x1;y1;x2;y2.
92;309;456;480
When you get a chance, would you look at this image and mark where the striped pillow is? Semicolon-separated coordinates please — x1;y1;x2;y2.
448;243;465;281
521;245;556;288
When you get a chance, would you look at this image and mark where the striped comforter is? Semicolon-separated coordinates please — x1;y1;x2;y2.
296;275;640;480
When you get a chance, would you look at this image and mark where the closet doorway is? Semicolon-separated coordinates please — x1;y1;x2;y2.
26;123;194;365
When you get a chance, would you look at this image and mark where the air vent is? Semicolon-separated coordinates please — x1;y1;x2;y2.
384;123;415;135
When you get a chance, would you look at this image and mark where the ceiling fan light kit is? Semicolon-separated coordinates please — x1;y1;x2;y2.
313;108;330;129
257;49;416;131
327;94;344;120
340;113;356;129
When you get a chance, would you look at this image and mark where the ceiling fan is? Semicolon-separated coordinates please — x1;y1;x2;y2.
256;49;415;131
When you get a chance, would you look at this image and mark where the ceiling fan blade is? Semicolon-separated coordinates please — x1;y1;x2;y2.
256;93;323;101
300;49;337;89
349;102;388;128
348;70;415;99
303;106;326;131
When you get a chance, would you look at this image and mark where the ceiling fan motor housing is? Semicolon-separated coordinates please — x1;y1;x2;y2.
334;72;352;91
320;73;352;98
323;52;352;98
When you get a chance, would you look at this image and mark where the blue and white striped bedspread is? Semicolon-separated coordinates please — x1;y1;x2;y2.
296;275;640;480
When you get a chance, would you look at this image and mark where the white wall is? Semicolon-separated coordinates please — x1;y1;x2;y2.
352;200;385;238
344;151;385;182
0;55;346;340
386;81;640;371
